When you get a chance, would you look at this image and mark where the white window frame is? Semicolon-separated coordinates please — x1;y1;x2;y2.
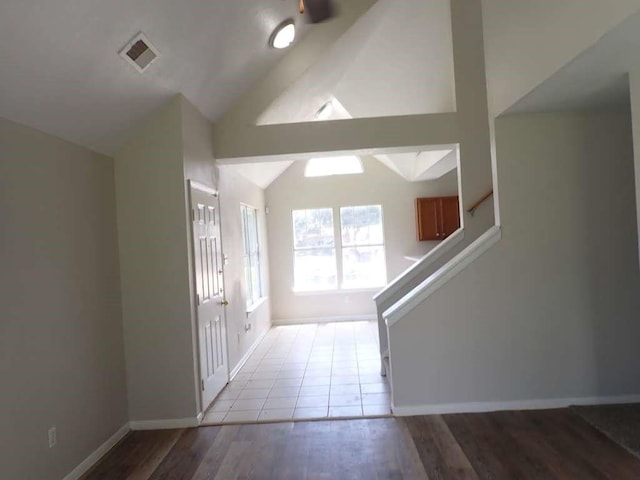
241;204;264;308
291;204;386;292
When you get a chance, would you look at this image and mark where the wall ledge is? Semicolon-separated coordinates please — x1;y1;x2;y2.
373;228;465;306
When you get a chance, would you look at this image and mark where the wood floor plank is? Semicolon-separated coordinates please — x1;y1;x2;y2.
528;409;640;479
190;424;241;480
80;410;640;479
149;426;221;480
444;411;553;479
82;429;184;480
499;410;606;479
403;415;476;480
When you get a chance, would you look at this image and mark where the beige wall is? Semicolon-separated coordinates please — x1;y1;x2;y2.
115;97;199;422
389;110;640;409
0;117;128;479
218;167;271;369
481;0;640;115
265;157;459;322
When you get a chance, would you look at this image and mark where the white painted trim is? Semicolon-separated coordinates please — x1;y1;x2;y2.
229;327;269;380
246;296;268;316
384;226;501;326
62;423;130;480
129;417;201;430
391;393;640;416
273;314;377;326
373;229;465;306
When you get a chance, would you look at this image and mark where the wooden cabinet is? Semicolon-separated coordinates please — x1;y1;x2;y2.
415;196;460;241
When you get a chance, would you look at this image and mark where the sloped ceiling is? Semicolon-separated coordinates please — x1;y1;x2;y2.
0;0;314;155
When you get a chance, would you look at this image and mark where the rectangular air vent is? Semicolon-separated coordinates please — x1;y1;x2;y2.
119;32;159;73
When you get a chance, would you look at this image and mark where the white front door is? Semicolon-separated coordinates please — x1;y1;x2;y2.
190;183;228;411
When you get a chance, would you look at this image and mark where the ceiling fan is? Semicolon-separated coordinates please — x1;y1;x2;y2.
298;0;336;23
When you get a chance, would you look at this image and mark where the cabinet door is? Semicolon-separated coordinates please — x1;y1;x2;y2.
416;197;440;241
440;196;460;238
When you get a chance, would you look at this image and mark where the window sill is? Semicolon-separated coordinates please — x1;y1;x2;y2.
246;297;268;316
292;287;383;296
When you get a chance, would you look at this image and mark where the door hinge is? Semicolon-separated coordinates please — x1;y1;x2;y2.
196;293;200;305
191;209;196;222
201;379;205;391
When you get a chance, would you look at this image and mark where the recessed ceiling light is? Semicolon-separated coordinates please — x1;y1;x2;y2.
315;100;333;120
270;19;296;49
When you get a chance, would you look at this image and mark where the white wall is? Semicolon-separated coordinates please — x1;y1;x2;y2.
115;97;199;422
218;167;271;369
481;0;640;115
266;157;459;322
0;118;128;479
389;111;640;410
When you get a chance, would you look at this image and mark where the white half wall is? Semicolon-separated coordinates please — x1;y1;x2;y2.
265;157;459;322
0;118;128;480
389;111;640;410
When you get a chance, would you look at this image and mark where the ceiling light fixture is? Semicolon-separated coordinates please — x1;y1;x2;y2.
269;19;296;49
315;100;333;120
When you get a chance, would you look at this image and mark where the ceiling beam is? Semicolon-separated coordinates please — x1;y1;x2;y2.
214;112;459;163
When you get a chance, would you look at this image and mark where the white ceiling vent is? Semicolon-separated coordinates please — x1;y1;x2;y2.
119;33;159;73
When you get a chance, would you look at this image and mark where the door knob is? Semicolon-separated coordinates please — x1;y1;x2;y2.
220;300;229;306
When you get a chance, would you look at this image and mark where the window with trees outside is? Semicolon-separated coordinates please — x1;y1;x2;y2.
292;205;386;291
241;204;263;306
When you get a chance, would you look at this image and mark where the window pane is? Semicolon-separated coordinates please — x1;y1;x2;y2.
294;248;337;291
247;207;259;254
340;205;383;246
341;246;386;288
292;208;334;249
241;205;263;306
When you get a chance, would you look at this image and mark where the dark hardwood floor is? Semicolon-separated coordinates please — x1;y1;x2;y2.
83;409;640;479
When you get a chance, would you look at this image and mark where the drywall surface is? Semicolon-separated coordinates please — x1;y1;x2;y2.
390;111;640;409
631;71;640;265
0;118;127;479
218;167;271;370
266;157;458;322
481;0;640;115
115;97;198;421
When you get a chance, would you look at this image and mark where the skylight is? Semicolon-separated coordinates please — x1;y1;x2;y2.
304;156;364;177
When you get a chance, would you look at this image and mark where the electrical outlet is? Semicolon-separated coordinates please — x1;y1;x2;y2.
48;427;57;448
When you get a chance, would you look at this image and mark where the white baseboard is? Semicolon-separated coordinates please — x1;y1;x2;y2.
229;328;269;380
62;423;130;480
273;314;377;326
391;393;640;416
129;416;201;430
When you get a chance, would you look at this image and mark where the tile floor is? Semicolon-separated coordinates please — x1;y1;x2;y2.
202;321;391;424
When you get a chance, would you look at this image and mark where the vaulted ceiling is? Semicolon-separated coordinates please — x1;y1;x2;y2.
1;0;459;187
0;0;311;155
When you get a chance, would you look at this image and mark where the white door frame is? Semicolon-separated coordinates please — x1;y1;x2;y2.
187;180;231;415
